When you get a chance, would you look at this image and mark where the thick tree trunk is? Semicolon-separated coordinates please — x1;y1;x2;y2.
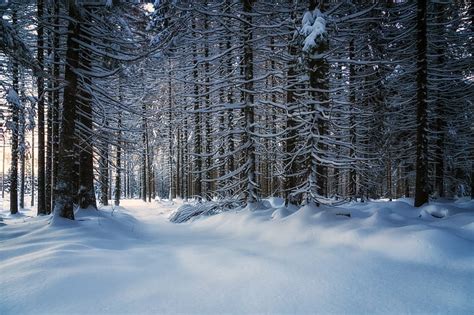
414;0;429;207
53;2;81;219
306;8;329;203
77;26;97;210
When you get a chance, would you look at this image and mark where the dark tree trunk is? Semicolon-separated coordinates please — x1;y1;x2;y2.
77;26;97;210
115;113;122;206
10;10;19;215
44;3;53;212
204;11;212;199
242;0;257;203
225;22;235;190
192;17;202;200
348;38;357;199
31;124;35;207
77;129;96;210
142;102;147;202
306;5;329;203
284;16;299;205
168;63;175;200
51;0;61;214
434;2;446;198
471;159;474;200
414;0;429;207
54;2;81;220
19;108;25;209
36;0;46;215
99;138;109;206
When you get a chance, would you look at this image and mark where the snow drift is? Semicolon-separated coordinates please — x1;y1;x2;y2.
1;198;473;314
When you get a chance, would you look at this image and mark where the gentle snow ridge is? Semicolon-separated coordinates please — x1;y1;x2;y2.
1;198;473;314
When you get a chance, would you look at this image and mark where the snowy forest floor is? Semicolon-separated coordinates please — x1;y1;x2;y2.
1;197;474;314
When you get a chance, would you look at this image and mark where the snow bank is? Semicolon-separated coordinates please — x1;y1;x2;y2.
1;199;473;314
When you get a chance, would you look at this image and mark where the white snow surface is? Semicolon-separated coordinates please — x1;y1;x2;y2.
1;198;474;314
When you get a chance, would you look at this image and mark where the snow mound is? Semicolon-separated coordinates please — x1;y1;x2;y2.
169;199;243;223
1;199;473;314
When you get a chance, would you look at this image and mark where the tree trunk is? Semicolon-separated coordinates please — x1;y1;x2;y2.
284;6;299;205
100;138;109;206
36;0;46;214
204;10;212;199
31;124;35;207
115;113;122;206
414;0;429;207
19;105;25;209
53;2;81;220
77;26;97;210
10;9;19;215
51;0;61;214
192;17;202;200
348;38;357;199
434;2;446;199
242;0;257;204
142;102;147;202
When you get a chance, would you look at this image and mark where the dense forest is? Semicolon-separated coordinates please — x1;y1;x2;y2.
0;0;473;220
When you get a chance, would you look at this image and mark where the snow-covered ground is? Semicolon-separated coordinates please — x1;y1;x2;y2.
1;198;473;314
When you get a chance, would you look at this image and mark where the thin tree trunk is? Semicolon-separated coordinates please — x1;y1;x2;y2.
192;17;202;200
51;0;61;214
284;5;299;205
348;38;357;199
36;0;46;214
10;9;19;215
31;127;34;207
115;113;122;206
100;137;109;206
142;102;147;202
19;112;25;209
204;9;212;199
242;0;257;204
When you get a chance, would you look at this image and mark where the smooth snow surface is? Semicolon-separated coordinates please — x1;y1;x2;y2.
1;198;474;314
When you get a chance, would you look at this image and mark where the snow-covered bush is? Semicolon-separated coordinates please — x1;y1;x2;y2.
169;199;244;223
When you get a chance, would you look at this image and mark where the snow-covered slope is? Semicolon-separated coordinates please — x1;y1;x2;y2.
1;198;473;314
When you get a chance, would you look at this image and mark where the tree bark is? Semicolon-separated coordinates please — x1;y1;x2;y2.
414;0;429;207
115;113;122;206
242;0;257;203
10;10;19;215
77;24;97;210
53;2;81;219
36;0;46;214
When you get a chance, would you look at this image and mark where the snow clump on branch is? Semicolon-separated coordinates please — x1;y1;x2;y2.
301;9;327;53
